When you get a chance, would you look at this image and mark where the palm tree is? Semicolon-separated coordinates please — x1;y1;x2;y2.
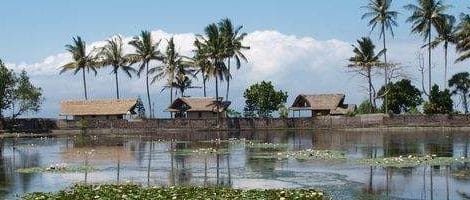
196;24;230;104
404;0;450;95
162;75;200;98
362;0;398;113
98;35;136;99
60;36;98;100
128;31;163;118
218;18;249;101
192;40;212;97
426;16;457;88
456;13;470;62
348;37;384;111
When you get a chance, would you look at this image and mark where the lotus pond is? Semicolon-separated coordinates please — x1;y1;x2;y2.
0;130;470;199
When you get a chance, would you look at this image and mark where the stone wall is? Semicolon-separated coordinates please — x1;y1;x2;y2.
1;118;57;133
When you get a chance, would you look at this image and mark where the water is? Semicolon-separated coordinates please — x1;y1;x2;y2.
0;130;469;199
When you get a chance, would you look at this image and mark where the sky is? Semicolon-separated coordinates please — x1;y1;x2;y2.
1;0;469;118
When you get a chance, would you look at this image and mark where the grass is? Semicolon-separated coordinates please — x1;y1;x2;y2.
22;184;329;200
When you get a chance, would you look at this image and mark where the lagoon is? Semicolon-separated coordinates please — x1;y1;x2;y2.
1;130;469;199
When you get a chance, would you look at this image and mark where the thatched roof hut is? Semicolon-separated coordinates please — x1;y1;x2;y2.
290;94;355;116
60;99;138;120
166;97;230;118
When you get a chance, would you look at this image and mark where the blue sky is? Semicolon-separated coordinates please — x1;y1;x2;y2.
1;0;469;117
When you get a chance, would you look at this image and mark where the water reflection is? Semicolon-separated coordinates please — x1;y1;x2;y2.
0;131;469;199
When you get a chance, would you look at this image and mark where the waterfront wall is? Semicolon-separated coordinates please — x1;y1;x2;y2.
0;118;57;133
55;114;470;134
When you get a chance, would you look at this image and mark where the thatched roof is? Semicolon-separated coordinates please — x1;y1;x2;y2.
60;99;137;116
167;97;230;113
331;104;357;115
291;94;346;110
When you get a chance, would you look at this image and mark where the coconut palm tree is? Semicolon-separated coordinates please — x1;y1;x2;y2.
192;40;213;97
348;37;384;111
60;36;99;100
196;23;230;104
456;13;470;62
218;18;249;101
426;16;457;88
162;75;200;98
98;35;136;99
404;0;450;95
448;72;470;114
128;31;163;118
362;0;398;113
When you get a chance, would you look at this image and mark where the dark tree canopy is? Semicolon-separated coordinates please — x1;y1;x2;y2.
448;72;470;114
0;60;16;118
378;79;423;114
243;81;288;118
423;84;453;114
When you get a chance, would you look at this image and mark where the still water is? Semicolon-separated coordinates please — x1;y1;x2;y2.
0;130;469;199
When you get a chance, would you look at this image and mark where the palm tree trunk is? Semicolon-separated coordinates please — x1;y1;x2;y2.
226;58;231;101
82;69;88;100
215;73;220;121
145;62;152;118
203;78;207;97
464;94;468;114
444;43;448;89
115;70;120;99
367;67;374;113
170;87;173;118
428;28;432;97
382;24;388;114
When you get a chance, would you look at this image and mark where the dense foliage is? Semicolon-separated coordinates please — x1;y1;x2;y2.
0;60;43;119
423;84;453;114
377;79;423;114
243;81;288;118
23;184;327;200
448;72;470;114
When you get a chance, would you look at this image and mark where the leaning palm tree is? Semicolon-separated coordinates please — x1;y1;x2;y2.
60;36;99;100
196;23;230;103
456;13;470;62
128;31;163;118
404;0;450;95
426;16;457;88
347;37;384;112
98;35;136;99
362;0;398;113
218;18;249;101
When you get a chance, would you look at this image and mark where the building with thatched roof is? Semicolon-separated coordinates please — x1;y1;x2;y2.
166;97;230;118
289;94;355;116
60;99;138;120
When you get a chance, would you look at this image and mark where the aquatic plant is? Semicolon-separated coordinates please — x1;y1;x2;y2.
452;169;470;180
173;147;228;156
359;155;470;168
22;184;328;200
277;149;346;161
16;164;96;174
246;141;289;150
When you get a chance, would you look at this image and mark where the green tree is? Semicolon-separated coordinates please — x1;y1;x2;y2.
192;42;212;97
405;0;451;94
356;100;376;114
135;96;146;119
423;84;453;114
456;13;470;62
60;36;99;100
128;31;163;118
218;18;249;101
362;0;399;113
98;36;136;99
448;72;470;114
377;79;423;114
347;37;384;111
0;60;16;118
243;81;288;118
10;70;43;118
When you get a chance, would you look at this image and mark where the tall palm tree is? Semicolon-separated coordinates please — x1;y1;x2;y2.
60;36;98;100
426;16;457;88
98;35;136;99
196;24;230;104
362;0;398;113
218;18;249;101
162;75;199;98
128;31;163;118
404;0;450;95
192;40;212;97
348;37;384;111
456;13;470;62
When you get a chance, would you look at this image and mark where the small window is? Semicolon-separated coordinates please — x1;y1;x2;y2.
198;112;202;118
92;115;96;118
